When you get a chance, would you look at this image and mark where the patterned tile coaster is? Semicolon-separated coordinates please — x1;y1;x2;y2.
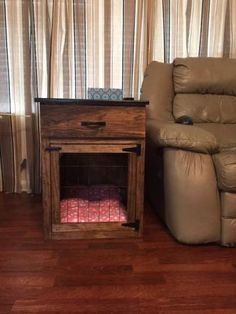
87;88;123;100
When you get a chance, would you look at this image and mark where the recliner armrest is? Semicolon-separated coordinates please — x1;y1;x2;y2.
147;120;219;154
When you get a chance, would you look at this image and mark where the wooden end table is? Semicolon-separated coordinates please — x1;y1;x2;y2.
36;98;148;240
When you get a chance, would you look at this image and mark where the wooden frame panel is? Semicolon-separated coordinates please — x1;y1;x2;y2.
49;141;143;239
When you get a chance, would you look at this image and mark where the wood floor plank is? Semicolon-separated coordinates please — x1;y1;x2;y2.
0;305;13;314
0;193;236;313
0;273;55;288
10;295;236;313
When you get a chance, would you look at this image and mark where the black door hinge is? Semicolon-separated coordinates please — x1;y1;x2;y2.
45;146;62;152
122;144;141;156
122;219;140;231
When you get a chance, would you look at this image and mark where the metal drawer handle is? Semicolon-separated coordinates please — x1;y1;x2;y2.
81;121;106;129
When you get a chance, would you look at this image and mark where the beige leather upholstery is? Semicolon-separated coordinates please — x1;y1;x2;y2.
213;149;236;192
174;94;236;123
164;148;221;244
143;57;236;246
221;192;236;217
221;217;236;247
198;123;236;149
140;61;174;122
174;57;236;95
147;120;219;154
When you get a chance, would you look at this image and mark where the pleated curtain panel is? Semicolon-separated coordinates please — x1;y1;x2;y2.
0;0;236;193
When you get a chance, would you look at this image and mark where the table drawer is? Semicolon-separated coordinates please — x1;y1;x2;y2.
40;105;145;138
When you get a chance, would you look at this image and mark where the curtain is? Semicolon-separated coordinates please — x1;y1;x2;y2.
0;0;39;193
0;0;236;193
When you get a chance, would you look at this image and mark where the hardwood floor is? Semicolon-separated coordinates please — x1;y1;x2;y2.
0;192;236;313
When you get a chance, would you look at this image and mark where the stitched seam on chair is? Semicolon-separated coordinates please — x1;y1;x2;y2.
159;137;216;147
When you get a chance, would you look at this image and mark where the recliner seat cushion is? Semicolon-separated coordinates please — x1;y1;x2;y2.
221;192;236;218
213;149;236;192
198;123;236;149
221;217;236;247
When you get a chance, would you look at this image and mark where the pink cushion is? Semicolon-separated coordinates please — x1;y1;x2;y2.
60;185;127;223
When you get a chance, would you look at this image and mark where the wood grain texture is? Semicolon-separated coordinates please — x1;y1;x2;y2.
40;105;145;138
1;193;236;313
39;100;146;240
50;151;60;225
51;222;139;239
47;140;144;239
136;141;145;236
51;143;141;154
127;153;137;221
41;139;51;239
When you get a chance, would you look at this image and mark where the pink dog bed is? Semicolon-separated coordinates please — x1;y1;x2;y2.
60;185;127;223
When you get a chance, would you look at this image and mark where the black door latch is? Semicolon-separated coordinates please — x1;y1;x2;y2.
122;144;141;156
122;220;140;231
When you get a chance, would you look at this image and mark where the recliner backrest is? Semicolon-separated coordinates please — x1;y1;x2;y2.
173;58;236;123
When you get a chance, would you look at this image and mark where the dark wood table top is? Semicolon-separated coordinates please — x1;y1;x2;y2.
35;98;149;107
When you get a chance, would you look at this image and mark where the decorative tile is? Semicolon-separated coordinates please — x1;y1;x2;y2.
88;88;123;100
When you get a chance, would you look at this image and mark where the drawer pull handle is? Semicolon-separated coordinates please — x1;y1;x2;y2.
81;121;106;129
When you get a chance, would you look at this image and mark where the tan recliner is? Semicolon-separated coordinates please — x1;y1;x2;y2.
141;58;236;246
